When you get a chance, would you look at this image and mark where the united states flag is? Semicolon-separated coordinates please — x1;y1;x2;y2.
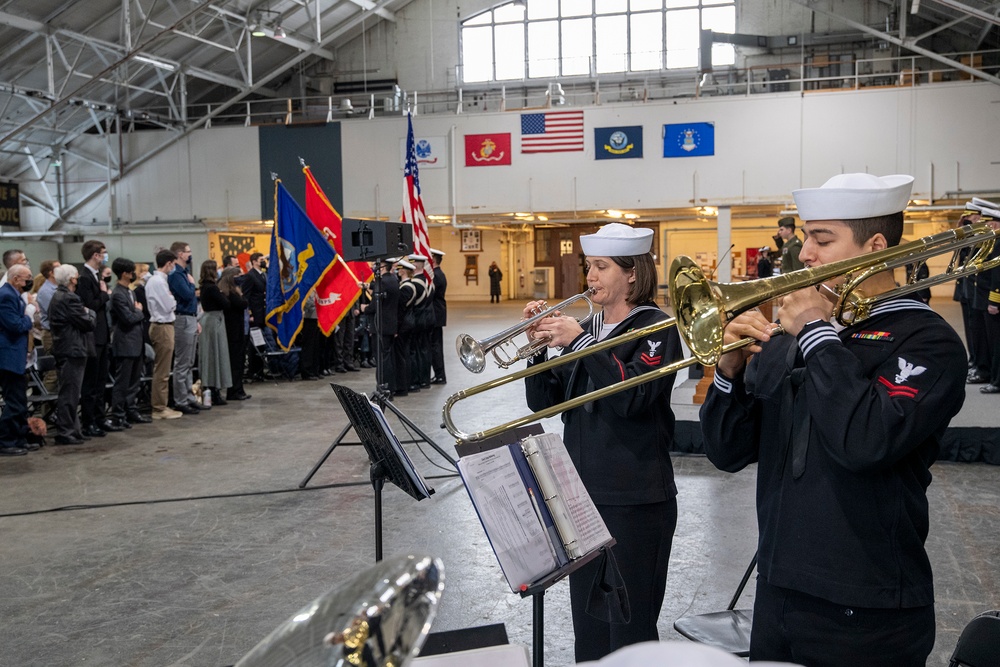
521;110;585;153
402;113;434;277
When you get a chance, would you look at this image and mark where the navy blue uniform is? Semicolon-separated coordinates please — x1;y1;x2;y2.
701;297;967;666
525;303;682;661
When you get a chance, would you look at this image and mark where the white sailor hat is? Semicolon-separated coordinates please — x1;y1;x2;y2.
793;173;914;221
385;256;400;263
580;223;653;257
396;259;415;270
409;253;428;262
429;248;445;256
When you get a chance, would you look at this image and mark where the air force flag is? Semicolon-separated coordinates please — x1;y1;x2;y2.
266;180;338;350
595;126;643;160
663;122;715;158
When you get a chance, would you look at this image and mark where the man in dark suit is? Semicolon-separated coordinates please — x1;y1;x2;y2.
49;264;95;445
0;264;35;456
108;258;151;429
242;252;268;380
430;249;448;385
76;239;120;436
365;259;399;397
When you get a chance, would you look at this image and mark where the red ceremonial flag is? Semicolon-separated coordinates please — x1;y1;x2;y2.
303;167;373;282
402;113;434;278
302;165;363;335
465;133;512;167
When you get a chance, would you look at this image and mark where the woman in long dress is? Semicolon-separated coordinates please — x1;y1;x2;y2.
197;260;232;405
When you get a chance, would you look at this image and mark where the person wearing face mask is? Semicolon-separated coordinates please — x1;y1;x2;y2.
48;264;96;445
0;264;38;456
242;252;268;381
77;239;121;437
524;224;683;661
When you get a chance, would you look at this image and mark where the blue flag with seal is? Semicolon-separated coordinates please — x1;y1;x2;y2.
595;126;643;160
663;122;715;158
266;180;337;351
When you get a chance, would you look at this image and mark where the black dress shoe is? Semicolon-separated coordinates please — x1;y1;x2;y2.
101;419;124;433
335;366;348;374
213;394;228;406
0;446;28;456
82;424;106;438
980;383;1000;394
408;384;421;393
967;371;989;384
420;382;431;389
344;364;360;372
22;441;40;451
359;360;373;369
430;378;447;385
127;412;153;424
54;435;85;446
300;374;319;381
229;392;251;400
174;403;199;415
75;432;91;441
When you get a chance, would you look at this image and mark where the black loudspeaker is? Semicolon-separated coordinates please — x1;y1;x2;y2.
341;218;413;262
418;623;509;657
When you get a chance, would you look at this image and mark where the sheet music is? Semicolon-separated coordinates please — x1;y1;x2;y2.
249;327;266;347
527;433;612;555
369;400;432;499
457;447;560;593
521;437;581;559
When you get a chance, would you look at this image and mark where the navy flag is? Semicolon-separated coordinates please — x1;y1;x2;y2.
663;122;715;158
595;126;643;160
266;180;338;350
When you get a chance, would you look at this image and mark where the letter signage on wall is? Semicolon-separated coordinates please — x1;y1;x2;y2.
0;182;20;227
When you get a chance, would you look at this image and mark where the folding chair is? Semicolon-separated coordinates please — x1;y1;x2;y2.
27;354;59;420
673;551;757;656
949;610;1000;667
250;327;300;382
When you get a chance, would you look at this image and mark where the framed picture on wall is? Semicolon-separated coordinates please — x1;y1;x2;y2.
461;229;482;252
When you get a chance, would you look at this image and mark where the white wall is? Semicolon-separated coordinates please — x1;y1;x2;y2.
340;81;1000;218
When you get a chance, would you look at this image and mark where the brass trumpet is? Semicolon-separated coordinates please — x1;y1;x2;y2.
443;223;1000;443
456;288;595;373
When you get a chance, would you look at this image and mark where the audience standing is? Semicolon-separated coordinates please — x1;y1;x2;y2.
0;264;36;456
219;267;250;401
77;240;119;436
197;260;232;405
168;241;202;414
48;264;94;446
35;259;61;401
108;258;150;429
147;250;182;420
242;252;268;381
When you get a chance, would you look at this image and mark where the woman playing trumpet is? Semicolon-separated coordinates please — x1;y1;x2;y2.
523;223;683;661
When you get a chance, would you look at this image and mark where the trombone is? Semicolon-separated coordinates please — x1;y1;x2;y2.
443;222;1000;443
456;289;595;373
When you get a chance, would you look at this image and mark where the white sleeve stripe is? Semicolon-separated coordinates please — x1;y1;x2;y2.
571;333;596;352
799;325;841;357
713;372;734;394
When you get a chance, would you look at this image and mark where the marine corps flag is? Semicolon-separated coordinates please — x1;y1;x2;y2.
303;164;369;335
266;180;339;350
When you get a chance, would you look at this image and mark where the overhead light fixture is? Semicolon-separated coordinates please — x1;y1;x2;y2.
273;23;286;38
250;20;266;37
133;55;177;72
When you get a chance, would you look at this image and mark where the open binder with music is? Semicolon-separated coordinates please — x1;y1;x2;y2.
457;431;613;594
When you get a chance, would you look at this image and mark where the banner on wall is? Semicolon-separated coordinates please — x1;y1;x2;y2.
399;135;448;170
465;133;512;166
663;122;715;158
595;126;643;160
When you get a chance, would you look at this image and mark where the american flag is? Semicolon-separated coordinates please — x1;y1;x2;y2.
521;110;585;153
402;113;434;277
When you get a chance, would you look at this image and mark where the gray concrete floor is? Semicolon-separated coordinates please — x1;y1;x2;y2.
1;300;997;667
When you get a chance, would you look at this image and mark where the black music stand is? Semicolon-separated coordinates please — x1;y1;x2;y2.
329;383;434;561
458;426;615;667
299;219;458;490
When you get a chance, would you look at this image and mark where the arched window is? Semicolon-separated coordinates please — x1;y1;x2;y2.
460;0;735;83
